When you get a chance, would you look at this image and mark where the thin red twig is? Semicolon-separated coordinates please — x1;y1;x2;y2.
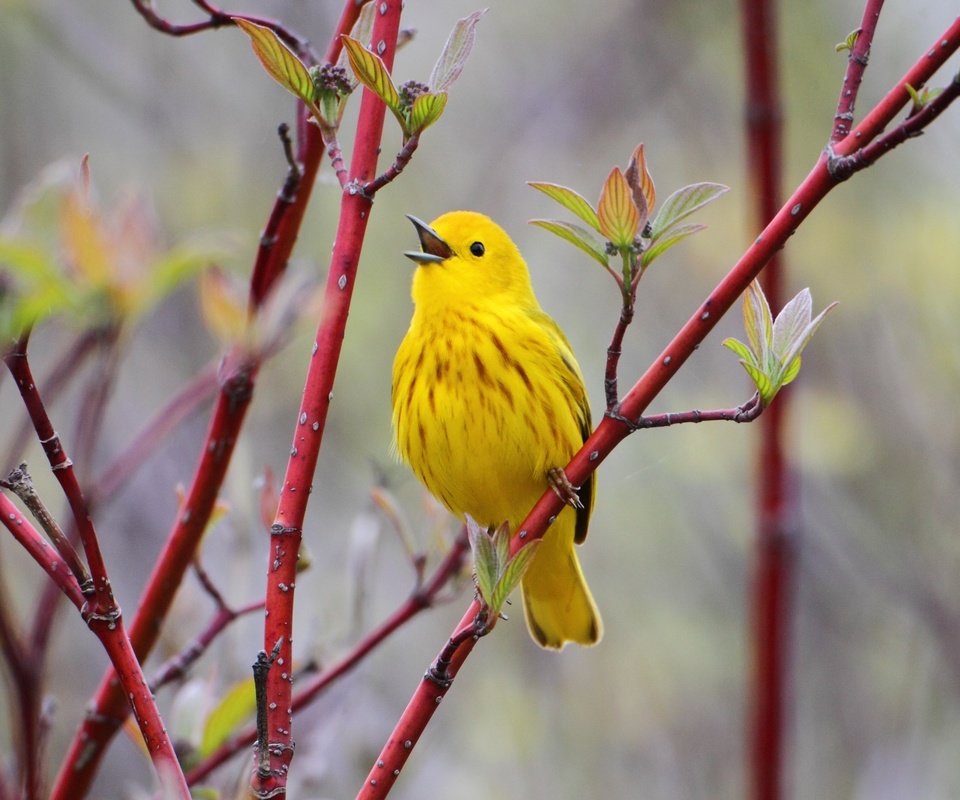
634;394;762;428
831;0;886;141
604;301;634;411
2;349;190;795
363;134;421;195
3;341;112;616
254;1;404;793
129;0;316;63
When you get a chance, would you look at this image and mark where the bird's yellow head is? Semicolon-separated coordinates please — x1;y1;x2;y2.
404;211;536;310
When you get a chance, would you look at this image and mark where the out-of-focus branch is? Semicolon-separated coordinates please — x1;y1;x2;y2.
130;0;316;63
740;1;790;799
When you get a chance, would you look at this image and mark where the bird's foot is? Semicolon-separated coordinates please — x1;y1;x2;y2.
547;467;583;509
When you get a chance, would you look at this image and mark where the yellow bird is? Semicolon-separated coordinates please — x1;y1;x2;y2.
391;211;602;649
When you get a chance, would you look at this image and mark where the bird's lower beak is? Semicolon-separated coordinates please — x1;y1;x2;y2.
404;215;453;264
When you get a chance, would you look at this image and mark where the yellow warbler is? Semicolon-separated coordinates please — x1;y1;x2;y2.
391;211;602;649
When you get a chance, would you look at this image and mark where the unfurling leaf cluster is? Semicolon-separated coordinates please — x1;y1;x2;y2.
235;9;485;142
722;281;837;406
529;143;728;297
466;517;540;621
0;158;220;342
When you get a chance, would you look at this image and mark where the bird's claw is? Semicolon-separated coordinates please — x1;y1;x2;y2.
547;467;583;509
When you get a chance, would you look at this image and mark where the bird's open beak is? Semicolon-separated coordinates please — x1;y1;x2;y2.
404;215;453;264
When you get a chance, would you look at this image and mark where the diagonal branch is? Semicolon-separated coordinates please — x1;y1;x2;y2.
355;15;960;797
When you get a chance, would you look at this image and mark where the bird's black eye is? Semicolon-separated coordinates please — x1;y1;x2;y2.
469;241;485;257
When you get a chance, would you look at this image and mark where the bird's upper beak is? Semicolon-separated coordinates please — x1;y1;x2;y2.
404;215;453;264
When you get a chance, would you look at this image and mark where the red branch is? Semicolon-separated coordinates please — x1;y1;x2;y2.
4;342;112;618
355;15;960;797
831;0;886;141
48;3;367;797
0;366;189;795
740;0;790;798
253;2;404;794
0;494;85;609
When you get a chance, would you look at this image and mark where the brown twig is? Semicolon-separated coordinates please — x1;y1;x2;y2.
0;464;92;593
629;393;763;429
129;0;316;63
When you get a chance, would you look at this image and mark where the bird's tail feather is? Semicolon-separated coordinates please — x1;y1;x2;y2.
520;509;602;649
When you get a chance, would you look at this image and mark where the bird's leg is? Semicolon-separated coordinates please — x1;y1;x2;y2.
547;467;583;509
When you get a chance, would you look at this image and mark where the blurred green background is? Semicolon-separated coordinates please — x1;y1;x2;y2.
2;1;959;798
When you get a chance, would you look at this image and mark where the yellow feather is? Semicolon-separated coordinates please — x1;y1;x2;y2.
392;210;601;649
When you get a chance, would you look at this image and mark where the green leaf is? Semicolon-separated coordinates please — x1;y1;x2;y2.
234;18;316;106
527;182;601;232
650;182;728;241
199;677;256;758
336;1;376;74
777;299;839;378
740;360;776;406
743;280;773;366
771;287;812;358
340;35;402;114
529;220;609;268
492;521;511;575
466;516;497;607
597;167;640;248
142;243;225;318
835;28;860;53
490;540;541;617
428;9;487;92
408;92;448;134
640;222;705;268
721;336;755;366
780;354;802;387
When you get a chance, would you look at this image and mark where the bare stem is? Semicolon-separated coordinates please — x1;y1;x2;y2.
364;134;421;196
0;464;92;593
129;0;316;63
831;0;886;142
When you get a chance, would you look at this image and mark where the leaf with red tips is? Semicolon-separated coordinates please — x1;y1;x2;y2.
597;167;640;249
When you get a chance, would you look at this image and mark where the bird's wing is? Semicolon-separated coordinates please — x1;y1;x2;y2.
532;309;595;545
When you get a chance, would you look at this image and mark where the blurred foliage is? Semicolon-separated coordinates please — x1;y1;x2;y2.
1;1;959;799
